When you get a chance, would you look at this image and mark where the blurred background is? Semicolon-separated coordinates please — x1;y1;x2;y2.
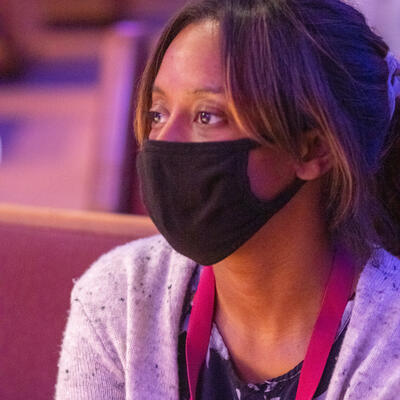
0;0;399;215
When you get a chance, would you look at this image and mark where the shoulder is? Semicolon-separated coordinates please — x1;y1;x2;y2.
327;250;400;397
69;234;198;348
72;233;196;304
57;235;198;397
351;248;400;331
356;248;400;309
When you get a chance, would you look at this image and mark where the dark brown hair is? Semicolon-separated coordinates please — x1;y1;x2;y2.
135;0;400;261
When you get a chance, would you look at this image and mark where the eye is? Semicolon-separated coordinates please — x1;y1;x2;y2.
148;111;166;125
196;111;225;125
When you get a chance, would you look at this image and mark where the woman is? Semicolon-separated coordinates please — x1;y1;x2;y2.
56;0;400;399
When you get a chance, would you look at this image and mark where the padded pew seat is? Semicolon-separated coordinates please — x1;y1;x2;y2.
0;204;157;400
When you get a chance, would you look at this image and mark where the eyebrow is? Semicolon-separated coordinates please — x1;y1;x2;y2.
152;85;225;96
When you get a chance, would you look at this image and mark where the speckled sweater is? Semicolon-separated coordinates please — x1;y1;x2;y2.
55;234;400;400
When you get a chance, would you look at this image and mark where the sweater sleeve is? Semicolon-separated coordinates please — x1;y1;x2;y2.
55;292;125;400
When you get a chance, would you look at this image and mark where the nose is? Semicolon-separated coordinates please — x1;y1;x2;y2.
150;113;191;142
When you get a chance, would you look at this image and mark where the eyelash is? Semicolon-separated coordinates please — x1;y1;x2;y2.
147;110;226;126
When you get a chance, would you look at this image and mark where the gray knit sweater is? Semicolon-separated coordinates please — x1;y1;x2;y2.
55;234;400;399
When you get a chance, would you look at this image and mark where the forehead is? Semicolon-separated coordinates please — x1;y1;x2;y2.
154;20;224;94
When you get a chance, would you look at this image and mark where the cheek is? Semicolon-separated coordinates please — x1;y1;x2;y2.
247;148;297;201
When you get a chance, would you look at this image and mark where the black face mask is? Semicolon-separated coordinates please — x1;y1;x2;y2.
136;138;305;265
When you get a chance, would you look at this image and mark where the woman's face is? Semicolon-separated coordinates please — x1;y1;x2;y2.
149;20;299;200
149;20;241;142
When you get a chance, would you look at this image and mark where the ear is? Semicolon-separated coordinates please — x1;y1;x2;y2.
294;130;333;181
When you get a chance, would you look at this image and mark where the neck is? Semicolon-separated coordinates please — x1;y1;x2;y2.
213;181;335;343
210;180;360;382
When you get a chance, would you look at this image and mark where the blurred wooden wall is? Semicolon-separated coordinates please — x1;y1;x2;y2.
131;0;189;18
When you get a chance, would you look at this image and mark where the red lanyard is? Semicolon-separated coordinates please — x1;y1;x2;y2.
185;249;355;400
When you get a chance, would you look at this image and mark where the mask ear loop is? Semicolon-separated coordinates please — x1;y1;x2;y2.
385;52;400;120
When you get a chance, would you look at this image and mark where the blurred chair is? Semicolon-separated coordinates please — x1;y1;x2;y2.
90;21;159;214
0;203;157;400
0;20;159;214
